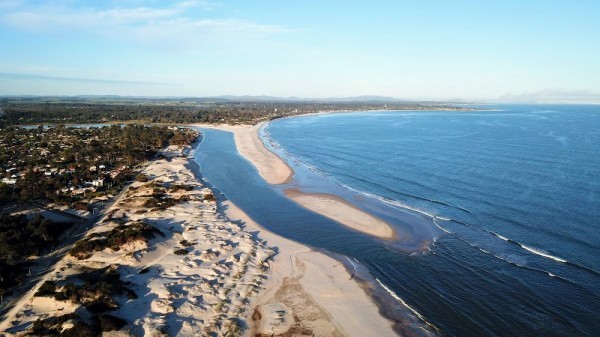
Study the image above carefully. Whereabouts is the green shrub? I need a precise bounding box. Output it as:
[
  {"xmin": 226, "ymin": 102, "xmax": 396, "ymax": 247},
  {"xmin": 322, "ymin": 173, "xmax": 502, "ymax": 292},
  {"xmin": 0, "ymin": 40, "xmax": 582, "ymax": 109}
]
[
  {"xmin": 69, "ymin": 221, "xmax": 163, "ymax": 259},
  {"xmin": 135, "ymin": 174, "xmax": 149, "ymax": 182},
  {"xmin": 96, "ymin": 314, "xmax": 127, "ymax": 332},
  {"xmin": 174, "ymin": 249, "xmax": 189, "ymax": 255},
  {"xmin": 34, "ymin": 281, "xmax": 57, "ymax": 297}
]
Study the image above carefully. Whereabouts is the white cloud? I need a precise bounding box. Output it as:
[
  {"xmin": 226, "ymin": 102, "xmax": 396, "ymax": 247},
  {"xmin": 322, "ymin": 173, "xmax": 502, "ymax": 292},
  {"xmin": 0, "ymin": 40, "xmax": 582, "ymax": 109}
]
[
  {"xmin": 176, "ymin": 0, "xmax": 220, "ymax": 10},
  {"xmin": 0, "ymin": 0, "xmax": 22, "ymax": 9},
  {"xmin": 0, "ymin": 1, "xmax": 288, "ymax": 50},
  {"xmin": 499, "ymin": 89, "xmax": 600, "ymax": 103},
  {"xmin": 0, "ymin": 5, "xmax": 181, "ymax": 32}
]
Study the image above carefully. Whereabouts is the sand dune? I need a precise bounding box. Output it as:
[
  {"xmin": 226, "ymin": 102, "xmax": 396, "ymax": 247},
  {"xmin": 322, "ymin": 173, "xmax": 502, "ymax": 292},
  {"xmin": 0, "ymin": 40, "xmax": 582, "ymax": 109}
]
[
  {"xmin": 1, "ymin": 144, "xmax": 400, "ymax": 336},
  {"xmin": 285, "ymin": 188, "xmax": 397, "ymax": 239},
  {"xmin": 224, "ymin": 202, "xmax": 398, "ymax": 337},
  {"xmin": 1, "ymin": 147, "xmax": 276, "ymax": 336},
  {"xmin": 194, "ymin": 122, "xmax": 397, "ymax": 240},
  {"xmin": 194, "ymin": 122, "xmax": 293, "ymax": 185}
]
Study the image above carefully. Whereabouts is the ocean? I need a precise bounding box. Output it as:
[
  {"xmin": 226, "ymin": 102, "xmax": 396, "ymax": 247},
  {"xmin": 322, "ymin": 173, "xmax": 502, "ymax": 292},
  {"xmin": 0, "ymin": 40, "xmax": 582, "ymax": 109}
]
[{"xmin": 195, "ymin": 104, "xmax": 600, "ymax": 337}]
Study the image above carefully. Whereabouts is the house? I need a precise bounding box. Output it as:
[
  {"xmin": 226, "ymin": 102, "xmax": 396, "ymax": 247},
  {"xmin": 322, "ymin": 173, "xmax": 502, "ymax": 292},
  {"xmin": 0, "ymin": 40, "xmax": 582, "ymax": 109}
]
[
  {"xmin": 92, "ymin": 178, "xmax": 105, "ymax": 187},
  {"xmin": 1, "ymin": 178, "xmax": 16, "ymax": 185}
]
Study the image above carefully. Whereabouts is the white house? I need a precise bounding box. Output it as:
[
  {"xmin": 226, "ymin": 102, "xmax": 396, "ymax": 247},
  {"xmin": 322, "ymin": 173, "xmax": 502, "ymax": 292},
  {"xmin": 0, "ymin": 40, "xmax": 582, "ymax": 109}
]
[
  {"xmin": 1, "ymin": 178, "xmax": 16, "ymax": 185},
  {"xmin": 92, "ymin": 178, "xmax": 105, "ymax": 187}
]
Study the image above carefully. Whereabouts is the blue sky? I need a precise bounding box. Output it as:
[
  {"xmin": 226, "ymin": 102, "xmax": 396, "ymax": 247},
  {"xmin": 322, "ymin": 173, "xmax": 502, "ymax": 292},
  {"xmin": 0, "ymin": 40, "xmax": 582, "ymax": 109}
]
[{"xmin": 0, "ymin": 0, "xmax": 599, "ymax": 101}]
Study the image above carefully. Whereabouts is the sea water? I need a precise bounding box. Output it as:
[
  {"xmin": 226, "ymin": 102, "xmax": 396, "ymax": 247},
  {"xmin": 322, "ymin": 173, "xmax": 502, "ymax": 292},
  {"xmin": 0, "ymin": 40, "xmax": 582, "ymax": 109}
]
[
  {"xmin": 264, "ymin": 105, "xmax": 600, "ymax": 336},
  {"xmin": 195, "ymin": 104, "xmax": 600, "ymax": 336}
]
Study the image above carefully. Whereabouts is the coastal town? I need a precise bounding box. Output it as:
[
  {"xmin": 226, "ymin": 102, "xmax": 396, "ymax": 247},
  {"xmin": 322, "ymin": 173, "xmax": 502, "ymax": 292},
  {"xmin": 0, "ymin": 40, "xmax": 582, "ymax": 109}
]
[
  {"xmin": 0, "ymin": 124, "xmax": 197, "ymax": 209},
  {"xmin": 0, "ymin": 117, "xmax": 407, "ymax": 337},
  {"xmin": 0, "ymin": 124, "xmax": 199, "ymax": 331}
]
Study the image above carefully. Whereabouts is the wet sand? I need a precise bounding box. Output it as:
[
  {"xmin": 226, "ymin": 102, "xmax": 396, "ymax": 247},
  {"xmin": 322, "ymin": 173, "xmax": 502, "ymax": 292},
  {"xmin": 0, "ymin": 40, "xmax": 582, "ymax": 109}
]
[
  {"xmin": 192, "ymin": 122, "xmax": 396, "ymax": 240},
  {"xmin": 285, "ymin": 188, "xmax": 397, "ymax": 240}
]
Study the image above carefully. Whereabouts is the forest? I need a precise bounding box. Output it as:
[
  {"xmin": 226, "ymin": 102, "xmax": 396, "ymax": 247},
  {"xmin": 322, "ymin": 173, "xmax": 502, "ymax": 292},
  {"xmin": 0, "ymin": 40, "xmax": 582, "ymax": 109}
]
[
  {"xmin": 0, "ymin": 96, "xmax": 468, "ymax": 126},
  {"xmin": 0, "ymin": 124, "xmax": 198, "ymax": 206},
  {"xmin": 0, "ymin": 214, "xmax": 73, "ymax": 297}
]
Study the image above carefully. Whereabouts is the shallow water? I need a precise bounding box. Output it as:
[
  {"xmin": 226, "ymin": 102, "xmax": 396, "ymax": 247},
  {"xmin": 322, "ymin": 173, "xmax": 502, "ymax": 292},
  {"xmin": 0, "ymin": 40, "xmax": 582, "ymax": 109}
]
[{"xmin": 195, "ymin": 104, "xmax": 600, "ymax": 336}]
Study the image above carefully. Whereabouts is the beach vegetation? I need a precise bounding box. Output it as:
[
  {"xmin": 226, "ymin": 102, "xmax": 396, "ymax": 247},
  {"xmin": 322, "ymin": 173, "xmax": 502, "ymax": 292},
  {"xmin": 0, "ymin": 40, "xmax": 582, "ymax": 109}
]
[
  {"xmin": 29, "ymin": 314, "xmax": 97, "ymax": 337},
  {"xmin": 34, "ymin": 280, "xmax": 57, "ymax": 297},
  {"xmin": 223, "ymin": 318, "xmax": 243, "ymax": 337},
  {"xmin": 174, "ymin": 248, "xmax": 189, "ymax": 255},
  {"xmin": 135, "ymin": 173, "xmax": 149, "ymax": 182},
  {"xmin": 169, "ymin": 184, "xmax": 195, "ymax": 192},
  {"xmin": 95, "ymin": 314, "xmax": 127, "ymax": 332},
  {"xmin": 26, "ymin": 312, "xmax": 128, "ymax": 336},
  {"xmin": 69, "ymin": 221, "xmax": 163, "ymax": 259},
  {"xmin": 0, "ymin": 97, "xmax": 468, "ymax": 127},
  {"xmin": 179, "ymin": 239, "xmax": 194, "ymax": 247},
  {"xmin": 0, "ymin": 214, "xmax": 72, "ymax": 295},
  {"xmin": 34, "ymin": 267, "xmax": 137, "ymax": 313}
]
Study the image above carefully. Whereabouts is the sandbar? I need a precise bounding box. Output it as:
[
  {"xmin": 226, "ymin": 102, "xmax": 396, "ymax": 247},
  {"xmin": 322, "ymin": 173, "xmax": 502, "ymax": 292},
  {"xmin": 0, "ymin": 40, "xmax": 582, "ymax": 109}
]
[
  {"xmin": 1, "ymin": 130, "xmax": 406, "ymax": 336},
  {"xmin": 193, "ymin": 121, "xmax": 397, "ymax": 240},
  {"xmin": 223, "ymin": 201, "xmax": 399, "ymax": 336},
  {"xmin": 285, "ymin": 188, "xmax": 397, "ymax": 239},
  {"xmin": 193, "ymin": 122, "xmax": 293, "ymax": 184}
]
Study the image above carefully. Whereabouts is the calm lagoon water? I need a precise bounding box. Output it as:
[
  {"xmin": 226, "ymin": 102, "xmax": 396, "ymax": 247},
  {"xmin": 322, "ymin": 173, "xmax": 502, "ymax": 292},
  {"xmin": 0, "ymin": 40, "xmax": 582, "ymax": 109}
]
[{"xmin": 195, "ymin": 105, "xmax": 600, "ymax": 337}]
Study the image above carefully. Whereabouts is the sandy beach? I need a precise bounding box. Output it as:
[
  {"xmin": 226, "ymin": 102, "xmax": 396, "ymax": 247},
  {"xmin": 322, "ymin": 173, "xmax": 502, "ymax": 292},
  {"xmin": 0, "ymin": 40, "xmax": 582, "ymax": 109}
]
[
  {"xmin": 285, "ymin": 188, "xmax": 397, "ymax": 240},
  {"xmin": 193, "ymin": 122, "xmax": 397, "ymax": 240},
  {"xmin": 195, "ymin": 122, "xmax": 293, "ymax": 185},
  {"xmin": 224, "ymin": 202, "xmax": 398, "ymax": 336},
  {"xmin": 1, "ymin": 146, "xmax": 279, "ymax": 336},
  {"xmin": 0, "ymin": 143, "xmax": 399, "ymax": 336}
]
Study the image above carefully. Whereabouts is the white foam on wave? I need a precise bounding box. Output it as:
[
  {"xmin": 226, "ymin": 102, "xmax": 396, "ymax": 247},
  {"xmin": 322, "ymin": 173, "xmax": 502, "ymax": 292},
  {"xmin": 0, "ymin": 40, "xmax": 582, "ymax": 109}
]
[
  {"xmin": 491, "ymin": 232, "xmax": 568, "ymax": 263},
  {"xmin": 344, "ymin": 255, "xmax": 359, "ymax": 272},
  {"xmin": 375, "ymin": 278, "xmax": 439, "ymax": 333},
  {"xmin": 493, "ymin": 254, "xmax": 526, "ymax": 267},
  {"xmin": 520, "ymin": 244, "xmax": 567, "ymax": 263},
  {"xmin": 494, "ymin": 232, "xmax": 509, "ymax": 241},
  {"xmin": 340, "ymin": 183, "xmax": 441, "ymax": 220},
  {"xmin": 432, "ymin": 217, "xmax": 452, "ymax": 234}
]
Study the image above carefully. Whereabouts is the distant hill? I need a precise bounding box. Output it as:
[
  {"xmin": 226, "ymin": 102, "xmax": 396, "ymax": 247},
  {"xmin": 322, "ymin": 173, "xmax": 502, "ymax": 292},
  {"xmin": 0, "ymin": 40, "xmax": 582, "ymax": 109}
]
[
  {"xmin": 0, "ymin": 94, "xmax": 472, "ymax": 105},
  {"xmin": 210, "ymin": 95, "xmax": 407, "ymax": 102}
]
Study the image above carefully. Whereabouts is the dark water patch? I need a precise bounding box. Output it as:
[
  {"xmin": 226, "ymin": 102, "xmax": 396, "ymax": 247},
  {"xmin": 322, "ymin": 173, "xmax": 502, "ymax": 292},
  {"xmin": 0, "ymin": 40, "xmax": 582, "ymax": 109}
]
[
  {"xmin": 193, "ymin": 128, "xmax": 438, "ymax": 336},
  {"xmin": 263, "ymin": 105, "xmax": 600, "ymax": 336}
]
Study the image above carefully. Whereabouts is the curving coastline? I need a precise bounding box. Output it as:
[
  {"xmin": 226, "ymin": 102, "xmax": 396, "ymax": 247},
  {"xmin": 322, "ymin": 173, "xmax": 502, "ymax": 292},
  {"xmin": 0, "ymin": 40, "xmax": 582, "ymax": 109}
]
[
  {"xmin": 192, "ymin": 122, "xmax": 294, "ymax": 185},
  {"xmin": 284, "ymin": 188, "xmax": 398, "ymax": 240},
  {"xmin": 190, "ymin": 123, "xmax": 402, "ymax": 335},
  {"xmin": 223, "ymin": 201, "xmax": 398, "ymax": 336},
  {"xmin": 193, "ymin": 121, "xmax": 397, "ymax": 240}
]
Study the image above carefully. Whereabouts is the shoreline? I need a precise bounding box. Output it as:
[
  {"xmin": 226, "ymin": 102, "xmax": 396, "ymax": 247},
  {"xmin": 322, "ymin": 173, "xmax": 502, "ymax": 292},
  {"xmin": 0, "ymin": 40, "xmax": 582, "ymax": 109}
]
[
  {"xmin": 284, "ymin": 188, "xmax": 398, "ymax": 240},
  {"xmin": 222, "ymin": 201, "xmax": 399, "ymax": 336},
  {"xmin": 187, "ymin": 136, "xmax": 403, "ymax": 335},
  {"xmin": 191, "ymin": 123, "xmax": 439, "ymax": 336},
  {"xmin": 191, "ymin": 120, "xmax": 397, "ymax": 240},
  {"xmin": 191, "ymin": 122, "xmax": 294, "ymax": 185},
  {"xmin": 0, "ymin": 142, "xmax": 399, "ymax": 336},
  {"xmin": 3, "ymin": 144, "xmax": 282, "ymax": 336}
]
